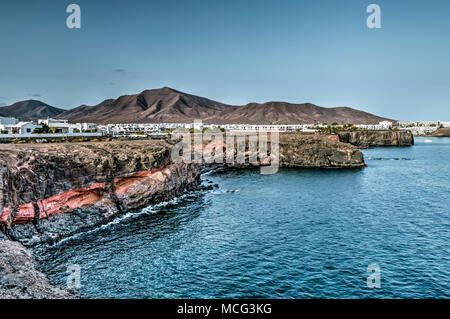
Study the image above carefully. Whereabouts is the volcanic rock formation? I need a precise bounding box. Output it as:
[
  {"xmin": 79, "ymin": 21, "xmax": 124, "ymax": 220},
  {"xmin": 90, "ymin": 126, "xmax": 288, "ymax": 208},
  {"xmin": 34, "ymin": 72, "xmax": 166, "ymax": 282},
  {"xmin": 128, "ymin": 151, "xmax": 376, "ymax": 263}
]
[
  {"xmin": 52, "ymin": 87, "xmax": 393, "ymax": 125},
  {"xmin": 338, "ymin": 130, "xmax": 414, "ymax": 148},
  {"xmin": 0, "ymin": 135, "xmax": 365, "ymax": 298},
  {"xmin": 0, "ymin": 100, "xmax": 64, "ymax": 121}
]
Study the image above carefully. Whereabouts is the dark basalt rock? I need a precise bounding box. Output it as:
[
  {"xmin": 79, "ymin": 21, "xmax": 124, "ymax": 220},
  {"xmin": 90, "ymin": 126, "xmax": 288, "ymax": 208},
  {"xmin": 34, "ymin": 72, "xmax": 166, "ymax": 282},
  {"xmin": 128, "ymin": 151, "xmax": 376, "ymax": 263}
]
[
  {"xmin": 338, "ymin": 130, "xmax": 414, "ymax": 148},
  {"xmin": 0, "ymin": 239, "xmax": 74, "ymax": 299},
  {"xmin": 0, "ymin": 135, "xmax": 365, "ymax": 298},
  {"xmin": 278, "ymin": 135, "xmax": 365, "ymax": 168},
  {"xmin": 0, "ymin": 136, "xmax": 365, "ymax": 246}
]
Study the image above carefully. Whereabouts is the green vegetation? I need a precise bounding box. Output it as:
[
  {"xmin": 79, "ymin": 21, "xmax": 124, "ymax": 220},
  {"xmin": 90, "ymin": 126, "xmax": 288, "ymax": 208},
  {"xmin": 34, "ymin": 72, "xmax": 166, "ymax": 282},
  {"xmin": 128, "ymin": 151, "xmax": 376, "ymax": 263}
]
[
  {"xmin": 1, "ymin": 130, "xmax": 8, "ymax": 134},
  {"xmin": 33, "ymin": 123, "xmax": 52, "ymax": 134},
  {"xmin": 309, "ymin": 123, "xmax": 359, "ymax": 134}
]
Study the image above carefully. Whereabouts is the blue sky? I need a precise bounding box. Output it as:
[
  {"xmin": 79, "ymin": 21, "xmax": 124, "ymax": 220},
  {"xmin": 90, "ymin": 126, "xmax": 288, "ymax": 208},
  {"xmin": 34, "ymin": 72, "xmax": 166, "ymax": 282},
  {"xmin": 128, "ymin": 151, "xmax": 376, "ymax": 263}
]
[{"xmin": 0, "ymin": 0, "xmax": 449, "ymax": 120}]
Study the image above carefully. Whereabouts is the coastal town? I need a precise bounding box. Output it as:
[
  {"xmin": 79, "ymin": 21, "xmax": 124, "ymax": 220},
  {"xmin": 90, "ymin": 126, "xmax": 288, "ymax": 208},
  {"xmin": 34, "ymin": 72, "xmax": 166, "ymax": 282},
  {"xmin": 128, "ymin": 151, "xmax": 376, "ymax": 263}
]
[
  {"xmin": 1, "ymin": 116, "xmax": 449, "ymax": 140},
  {"xmin": 2, "ymin": 0, "xmax": 450, "ymax": 304}
]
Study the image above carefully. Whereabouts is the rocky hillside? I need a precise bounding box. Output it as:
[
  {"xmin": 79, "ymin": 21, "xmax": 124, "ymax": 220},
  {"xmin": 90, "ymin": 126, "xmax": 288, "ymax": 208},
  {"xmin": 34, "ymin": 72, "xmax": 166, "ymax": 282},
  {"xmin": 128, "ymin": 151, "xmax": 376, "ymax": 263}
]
[
  {"xmin": 0, "ymin": 139, "xmax": 202, "ymax": 246},
  {"xmin": 433, "ymin": 128, "xmax": 450, "ymax": 137},
  {"xmin": 55, "ymin": 87, "xmax": 392, "ymax": 125},
  {"xmin": 217, "ymin": 102, "xmax": 391, "ymax": 125},
  {"xmin": 0, "ymin": 100, "xmax": 65, "ymax": 121},
  {"xmin": 2, "ymin": 88, "xmax": 392, "ymax": 125},
  {"xmin": 338, "ymin": 130, "xmax": 414, "ymax": 147},
  {"xmin": 58, "ymin": 87, "xmax": 230, "ymax": 124}
]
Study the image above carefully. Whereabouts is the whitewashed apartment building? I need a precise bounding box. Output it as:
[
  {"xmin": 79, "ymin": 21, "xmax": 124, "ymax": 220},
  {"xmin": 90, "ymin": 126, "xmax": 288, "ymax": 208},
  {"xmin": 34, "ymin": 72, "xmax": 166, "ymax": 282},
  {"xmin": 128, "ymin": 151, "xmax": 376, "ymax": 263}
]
[{"xmin": 0, "ymin": 117, "xmax": 101, "ymax": 138}]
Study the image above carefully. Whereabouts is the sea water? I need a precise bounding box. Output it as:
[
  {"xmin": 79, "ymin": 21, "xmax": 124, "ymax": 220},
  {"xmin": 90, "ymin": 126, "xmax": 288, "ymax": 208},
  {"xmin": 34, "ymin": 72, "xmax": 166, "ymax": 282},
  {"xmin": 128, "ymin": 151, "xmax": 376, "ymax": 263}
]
[{"xmin": 41, "ymin": 137, "xmax": 450, "ymax": 298}]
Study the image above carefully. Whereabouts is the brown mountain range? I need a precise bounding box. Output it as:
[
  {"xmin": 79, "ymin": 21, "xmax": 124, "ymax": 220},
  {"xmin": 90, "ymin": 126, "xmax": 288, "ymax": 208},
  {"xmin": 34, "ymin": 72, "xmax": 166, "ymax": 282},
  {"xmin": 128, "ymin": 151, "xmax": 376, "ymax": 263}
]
[
  {"xmin": 0, "ymin": 100, "xmax": 65, "ymax": 121},
  {"xmin": 1, "ymin": 87, "xmax": 393, "ymax": 124},
  {"xmin": 57, "ymin": 87, "xmax": 230, "ymax": 124}
]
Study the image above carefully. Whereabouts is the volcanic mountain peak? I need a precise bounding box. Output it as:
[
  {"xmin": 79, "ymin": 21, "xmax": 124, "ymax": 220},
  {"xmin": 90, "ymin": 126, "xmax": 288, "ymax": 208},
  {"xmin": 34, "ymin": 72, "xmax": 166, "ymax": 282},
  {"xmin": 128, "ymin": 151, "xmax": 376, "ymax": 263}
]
[
  {"xmin": 55, "ymin": 87, "xmax": 233, "ymax": 124},
  {"xmin": 4, "ymin": 87, "xmax": 393, "ymax": 125},
  {"xmin": 0, "ymin": 100, "xmax": 65, "ymax": 121}
]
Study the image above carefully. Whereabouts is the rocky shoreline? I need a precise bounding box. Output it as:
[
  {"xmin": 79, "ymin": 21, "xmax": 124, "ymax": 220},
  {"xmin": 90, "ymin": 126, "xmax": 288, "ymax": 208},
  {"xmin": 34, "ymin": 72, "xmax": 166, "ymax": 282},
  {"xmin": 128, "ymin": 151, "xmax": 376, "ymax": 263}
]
[
  {"xmin": 338, "ymin": 130, "xmax": 414, "ymax": 148},
  {"xmin": 0, "ymin": 240, "xmax": 75, "ymax": 299},
  {"xmin": 433, "ymin": 128, "xmax": 450, "ymax": 137},
  {"xmin": 0, "ymin": 134, "xmax": 366, "ymax": 298}
]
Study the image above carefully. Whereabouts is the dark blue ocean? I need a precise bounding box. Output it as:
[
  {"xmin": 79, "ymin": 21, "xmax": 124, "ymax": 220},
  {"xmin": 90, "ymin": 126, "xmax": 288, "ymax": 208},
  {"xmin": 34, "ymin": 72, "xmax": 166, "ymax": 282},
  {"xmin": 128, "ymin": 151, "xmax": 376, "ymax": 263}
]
[{"xmin": 41, "ymin": 137, "xmax": 450, "ymax": 298}]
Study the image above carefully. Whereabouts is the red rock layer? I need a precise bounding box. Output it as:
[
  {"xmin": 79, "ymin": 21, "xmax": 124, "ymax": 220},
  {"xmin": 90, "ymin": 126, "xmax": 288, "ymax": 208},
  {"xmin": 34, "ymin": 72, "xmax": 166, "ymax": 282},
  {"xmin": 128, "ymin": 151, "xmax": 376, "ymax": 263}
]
[{"xmin": 0, "ymin": 167, "xmax": 167, "ymax": 226}]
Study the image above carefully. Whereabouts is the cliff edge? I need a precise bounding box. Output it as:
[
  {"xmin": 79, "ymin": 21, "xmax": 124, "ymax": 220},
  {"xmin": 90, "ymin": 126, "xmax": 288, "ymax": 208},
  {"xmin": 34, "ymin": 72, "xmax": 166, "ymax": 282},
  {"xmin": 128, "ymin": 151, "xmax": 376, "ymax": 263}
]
[
  {"xmin": 0, "ymin": 139, "xmax": 201, "ymax": 247},
  {"xmin": 0, "ymin": 135, "xmax": 364, "ymax": 298},
  {"xmin": 0, "ymin": 136, "xmax": 365, "ymax": 248},
  {"xmin": 338, "ymin": 130, "xmax": 414, "ymax": 148},
  {"xmin": 0, "ymin": 239, "xmax": 73, "ymax": 299}
]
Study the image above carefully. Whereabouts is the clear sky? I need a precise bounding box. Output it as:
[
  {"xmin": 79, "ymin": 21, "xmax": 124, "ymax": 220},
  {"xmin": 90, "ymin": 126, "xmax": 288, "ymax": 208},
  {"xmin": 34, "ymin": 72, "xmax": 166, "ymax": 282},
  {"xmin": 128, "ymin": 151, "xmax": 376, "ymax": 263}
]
[{"xmin": 0, "ymin": 0, "xmax": 449, "ymax": 120}]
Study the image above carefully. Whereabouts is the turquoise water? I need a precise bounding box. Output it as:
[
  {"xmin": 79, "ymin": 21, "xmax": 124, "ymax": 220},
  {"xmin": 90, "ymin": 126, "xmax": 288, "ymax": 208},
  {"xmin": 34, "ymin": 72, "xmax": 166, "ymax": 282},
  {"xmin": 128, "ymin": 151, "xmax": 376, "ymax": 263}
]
[{"xmin": 41, "ymin": 137, "xmax": 450, "ymax": 298}]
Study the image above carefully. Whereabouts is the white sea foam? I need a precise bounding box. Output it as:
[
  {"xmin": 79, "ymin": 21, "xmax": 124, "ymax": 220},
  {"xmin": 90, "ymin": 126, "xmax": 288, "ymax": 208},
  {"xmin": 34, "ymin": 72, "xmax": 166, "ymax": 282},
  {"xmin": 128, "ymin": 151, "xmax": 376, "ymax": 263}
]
[{"xmin": 51, "ymin": 191, "xmax": 200, "ymax": 247}]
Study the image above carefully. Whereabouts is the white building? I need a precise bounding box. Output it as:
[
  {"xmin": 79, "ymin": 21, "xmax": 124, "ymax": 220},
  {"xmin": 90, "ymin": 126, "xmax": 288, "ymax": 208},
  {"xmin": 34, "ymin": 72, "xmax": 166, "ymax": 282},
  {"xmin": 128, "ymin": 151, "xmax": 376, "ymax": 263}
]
[
  {"xmin": 355, "ymin": 121, "xmax": 393, "ymax": 130},
  {"xmin": 80, "ymin": 123, "xmax": 98, "ymax": 131},
  {"xmin": 38, "ymin": 118, "xmax": 70, "ymax": 133},
  {"xmin": 17, "ymin": 122, "xmax": 41, "ymax": 134},
  {"xmin": 0, "ymin": 117, "xmax": 101, "ymax": 138},
  {"xmin": 378, "ymin": 121, "xmax": 393, "ymax": 130},
  {"xmin": 220, "ymin": 123, "xmax": 315, "ymax": 132},
  {"xmin": 38, "ymin": 118, "xmax": 68, "ymax": 126},
  {"xmin": 0, "ymin": 120, "xmax": 41, "ymax": 135},
  {"xmin": 396, "ymin": 120, "xmax": 450, "ymax": 135},
  {"xmin": 37, "ymin": 118, "xmax": 99, "ymax": 134}
]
